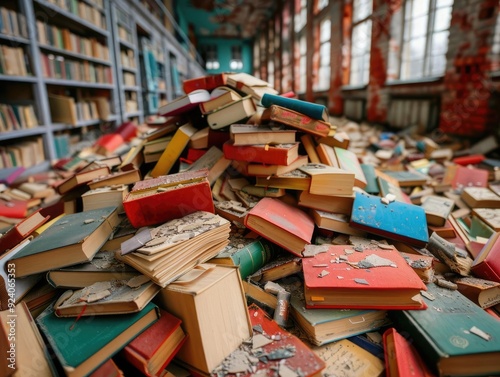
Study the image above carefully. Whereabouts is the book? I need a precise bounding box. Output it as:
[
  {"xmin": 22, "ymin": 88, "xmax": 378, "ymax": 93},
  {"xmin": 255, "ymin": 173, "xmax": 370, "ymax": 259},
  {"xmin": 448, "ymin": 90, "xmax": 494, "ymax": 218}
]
[
  {"xmin": 82, "ymin": 184, "xmax": 129, "ymax": 212},
  {"xmin": 255, "ymin": 169, "xmax": 312, "ymax": 191},
  {"xmin": 185, "ymin": 146, "xmax": 231, "ymax": 185},
  {"xmin": 389, "ymin": 283, "xmax": 500, "ymax": 377},
  {"xmin": 120, "ymin": 309, "xmax": 187, "ymax": 377},
  {"xmin": 248, "ymin": 254, "xmax": 302, "ymax": 284},
  {"xmin": 245, "ymin": 154, "xmax": 308, "ymax": 177},
  {"xmin": 199, "ymin": 87, "xmax": 241, "ymax": 114},
  {"xmin": 471, "ymin": 232, "xmax": 500, "ymax": 282},
  {"xmin": 0, "ymin": 209, "xmax": 50, "ymax": 253},
  {"xmin": 383, "ymin": 327, "xmax": 435, "ymax": 377},
  {"xmin": 471, "ymin": 208, "xmax": 500, "ymax": 231},
  {"xmin": 17, "ymin": 181, "xmax": 55, "ymax": 199},
  {"xmin": 298, "ymin": 162, "xmax": 355, "ymax": 196},
  {"xmin": 301, "ymin": 133, "xmax": 321, "ymax": 163},
  {"xmin": 450, "ymin": 165, "xmax": 489, "ymax": 190},
  {"xmin": 229, "ymin": 124, "xmax": 296, "ymax": 146},
  {"xmin": 400, "ymin": 251, "xmax": 435, "ymax": 283},
  {"xmin": 151, "ymin": 123, "xmax": 198, "ymax": 177},
  {"xmin": 380, "ymin": 170, "xmax": 430, "ymax": 187},
  {"xmin": 205, "ymin": 95, "xmax": 256, "ymax": 130},
  {"xmin": 298, "ymin": 190, "xmax": 355, "ymax": 214},
  {"xmin": 449, "ymin": 275, "xmax": 500, "ymax": 309},
  {"xmin": 420, "ymin": 195, "xmax": 455, "ymax": 227},
  {"xmin": 122, "ymin": 169, "xmax": 214, "ymax": 228},
  {"xmin": 350, "ymin": 192, "xmax": 429, "ymax": 248},
  {"xmin": 260, "ymin": 92, "xmax": 329, "ymax": 121},
  {"xmin": 87, "ymin": 168, "xmax": 141, "ymax": 190},
  {"xmin": 207, "ymin": 303, "xmax": 326, "ymax": 377},
  {"xmin": 56, "ymin": 165, "xmax": 110, "ymax": 195},
  {"xmin": 261, "ymin": 105, "xmax": 332, "ymax": 137},
  {"xmin": 46, "ymin": 250, "xmax": 139, "ymax": 288},
  {"xmin": 223, "ymin": 140, "xmax": 299, "ymax": 166},
  {"xmin": 0, "ymin": 166, "xmax": 25, "ymax": 185},
  {"xmin": 0, "ymin": 198, "xmax": 28, "ymax": 219},
  {"xmin": 225, "ymin": 72, "xmax": 278, "ymax": 100},
  {"xmin": 244, "ymin": 197, "xmax": 315, "ymax": 256},
  {"xmin": 289, "ymin": 283, "xmax": 389, "ymax": 346},
  {"xmin": 0, "ymin": 302, "xmax": 57, "ymax": 377},
  {"xmin": 332, "ymin": 147, "xmax": 367, "ymax": 189},
  {"xmin": 8, "ymin": 206, "xmax": 120, "ymax": 278},
  {"xmin": 158, "ymin": 89, "xmax": 211, "ymax": 116},
  {"xmin": 88, "ymin": 359, "xmax": 124, "ymax": 377},
  {"xmin": 209, "ymin": 234, "xmax": 281, "ymax": 280},
  {"xmin": 182, "ymin": 73, "xmax": 227, "ymax": 93},
  {"xmin": 36, "ymin": 302, "xmax": 160, "ymax": 377},
  {"xmin": 360, "ymin": 163, "xmax": 380, "ymax": 195},
  {"xmin": 116, "ymin": 211, "xmax": 231, "ymax": 287},
  {"xmin": 53, "ymin": 276, "xmax": 160, "ymax": 316},
  {"xmin": 311, "ymin": 209, "xmax": 367, "ymax": 236},
  {"xmin": 303, "ymin": 245, "xmax": 427, "ymax": 310},
  {"xmin": 460, "ymin": 187, "xmax": 500, "ymax": 208},
  {"xmin": 376, "ymin": 175, "xmax": 412, "ymax": 204},
  {"xmin": 155, "ymin": 264, "xmax": 252, "ymax": 374}
]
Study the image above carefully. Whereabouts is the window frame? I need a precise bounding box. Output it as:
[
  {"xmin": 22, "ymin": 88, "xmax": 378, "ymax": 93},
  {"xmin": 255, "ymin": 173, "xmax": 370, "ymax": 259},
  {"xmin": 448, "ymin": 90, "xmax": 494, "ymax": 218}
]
[{"xmin": 348, "ymin": 0, "xmax": 373, "ymax": 87}]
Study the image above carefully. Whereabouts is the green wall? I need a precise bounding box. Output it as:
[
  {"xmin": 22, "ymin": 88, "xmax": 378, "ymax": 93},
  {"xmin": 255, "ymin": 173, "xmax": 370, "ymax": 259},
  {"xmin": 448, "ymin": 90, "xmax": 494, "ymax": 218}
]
[{"xmin": 197, "ymin": 37, "xmax": 253, "ymax": 74}]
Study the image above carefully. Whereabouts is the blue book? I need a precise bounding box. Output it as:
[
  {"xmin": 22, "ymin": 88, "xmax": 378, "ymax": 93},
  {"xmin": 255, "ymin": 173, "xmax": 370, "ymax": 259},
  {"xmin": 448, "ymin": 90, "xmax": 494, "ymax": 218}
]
[
  {"xmin": 260, "ymin": 93, "xmax": 329, "ymax": 121},
  {"xmin": 349, "ymin": 192, "xmax": 429, "ymax": 248}
]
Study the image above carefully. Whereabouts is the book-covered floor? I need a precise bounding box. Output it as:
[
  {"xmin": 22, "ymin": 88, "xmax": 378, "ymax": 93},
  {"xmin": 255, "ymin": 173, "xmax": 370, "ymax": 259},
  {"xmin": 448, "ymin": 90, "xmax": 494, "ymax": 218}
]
[{"xmin": 1, "ymin": 72, "xmax": 500, "ymax": 377}]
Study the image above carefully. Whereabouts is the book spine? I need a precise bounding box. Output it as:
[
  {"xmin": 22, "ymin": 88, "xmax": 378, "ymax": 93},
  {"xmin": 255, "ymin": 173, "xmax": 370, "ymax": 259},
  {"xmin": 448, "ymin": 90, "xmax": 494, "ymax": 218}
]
[{"xmin": 231, "ymin": 239, "xmax": 281, "ymax": 280}]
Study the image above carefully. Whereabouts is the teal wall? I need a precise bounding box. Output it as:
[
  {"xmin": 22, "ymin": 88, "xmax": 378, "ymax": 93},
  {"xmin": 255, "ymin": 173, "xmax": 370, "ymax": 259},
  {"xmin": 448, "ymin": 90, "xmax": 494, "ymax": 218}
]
[{"xmin": 197, "ymin": 37, "xmax": 253, "ymax": 74}]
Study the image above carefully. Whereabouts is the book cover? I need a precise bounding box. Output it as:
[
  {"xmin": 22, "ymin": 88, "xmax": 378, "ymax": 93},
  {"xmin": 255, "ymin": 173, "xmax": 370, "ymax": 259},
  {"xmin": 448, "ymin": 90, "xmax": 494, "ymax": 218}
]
[
  {"xmin": 56, "ymin": 165, "xmax": 110, "ymax": 195},
  {"xmin": 36, "ymin": 302, "xmax": 160, "ymax": 377},
  {"xmin": 0, "ymin": 198, "xmax": 27, "ymax": 219},
  {"xmin": 300, "ymin": 133, "xmax": 321, "ymax": 163},
  {"xmin": 8, "ymin": 206, "xmax": 120, "ymax": 278},
  {"xmin": 360, "ymin": 163, "xmax": 380, "ymax": 195},
  {"xmin": 261, "ymin": 105, "xmax": 331, "ymax": 137},
  {"xmin": 225, "ymin": 72, "xmax": 278, "ymax": 100},
  {"xmin": 471, "ymin": 208, "xmax": 500, "ymax": 231},
  {"xmin": 471, "ymin": 232, "xmax": 500, "ymax": 282},
  {"xmin": 229, "ymin": 124, "xmax": 296, "ymax": 146},
  {"xmin": 158, "ymin": 89, "xmax": 211, "ymax": 116},
  {"xmin": 449, "ymin": 275, "xmax": 500, "ymax": 309},
  {"xmin": 377, "ymin": 175, "xmax": 412, "ymax": 204},
  {"xmin": 123, "ymin": 169, "xmax": 214, "ymax": 228},
  {"xmin": 420, "ymin": 195, "xmax": 455, "ymax": 227},
  {"xmin": 223, "ymin": 140, "xmax": 299, "ymax": 166},
  {"xmin": 303, "ymin": 245, "xmax": 427, "ymax": 310},
  {"xmin": 311, "ymin": 209, "xmax": 367, "ymax": 236},
  {"xmin": 333, "ymin": 147, "xmax": 367, "ymax": 189},
  {"xmin": 389, "ymin": 283, "xmax": 500, "ymax": 377},
  {"xmin": 298, "ymin": 190, "xmax": 355, "ymax": 215},
  {"xmin": 260, "ymin": 92, "xmax": 329, "ymax": 121},
  {"xmin": 244, "ymin": 197, "xmax": 315, "ymax": 256},
  {"xmin": 255, "ymin": 169, "xmax": 311, "ymax": 191},
  {"xmin": 199, "ymin": 87, "xmax": 241, "ymax": 114},
  {"xmin": 205, "ymin": 95, "xmax": 256, "ymax": 130},
  {"xmin": 121, "ymin": 309, "xmax": 187, "ymax": 377},
  {"xmin": 245, "ymin": 155, "xmax": 309, "ymax": 177},
  {"xmin": 298, "ymin": 162, "xmax": 355, "ymax": 196},
  {"xmin": 182, "ymin": 73, "xmax": 227, "ymax": 93},
  {"xmin": 151, "ymin": 123, "xmax": 198, "ymax": 177},
  {"xmin": 380, "ymin": 170, "xmax": 430, "ymax": 187},
  {"xmin": 461, "ymin": 187, "xmax": 500, "ymax": 208},
  {"xmin": 0, "ymin": 209, "xmax": 50, "ymax": 253},
  {"xmin": 450, "ymin": 165, "xmax": 489, "ymax": 190},
  {"xmin": 350, "ymin": 192, "xmax": 429, "ymax": 248},
  {"xmin": 87, "ymin": 168, "xmax": 142, "ymax": 190}
]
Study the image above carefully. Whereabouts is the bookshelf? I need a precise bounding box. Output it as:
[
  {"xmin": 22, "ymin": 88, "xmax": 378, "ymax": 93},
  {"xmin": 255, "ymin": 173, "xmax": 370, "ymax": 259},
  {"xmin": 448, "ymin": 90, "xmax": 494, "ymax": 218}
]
[{"xmin": 0, "ymin": 0, "xmax": 205, "ymax": 171}]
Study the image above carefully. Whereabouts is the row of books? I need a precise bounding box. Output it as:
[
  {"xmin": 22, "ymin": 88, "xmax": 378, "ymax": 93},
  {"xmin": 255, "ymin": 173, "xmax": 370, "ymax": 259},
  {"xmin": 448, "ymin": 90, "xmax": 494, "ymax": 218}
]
[
  {"xmin": 0, "ymin": 45, "xmax": 30, "ymax": 76},
  {"xmin": 120, "ymin": 49, "xmax": 136, "ymax": 70},
  {"xmin": 0, "ymin": 103, "xmax": 38, "ymax": 132},
  {"xmin": 41, "ymin": 52, "xmax": 113, "ymax": 84},
  {"xmin": 36, "ymin": 20, "xmax": 110, "ymax": 61},
  {"xmin": 0, "ymin": 137, "xmax": 45, "ymax": 170},
  {"xmin": 45, "ymin": 0, "xmax": 107, "ymax": 30},
  {"xmin": 0, "ymin": 6, "xmax": 28, "ymax": 38},
  {"xmin": 48, "ymin": 94, "xmax": 112, "ymax": 125}
]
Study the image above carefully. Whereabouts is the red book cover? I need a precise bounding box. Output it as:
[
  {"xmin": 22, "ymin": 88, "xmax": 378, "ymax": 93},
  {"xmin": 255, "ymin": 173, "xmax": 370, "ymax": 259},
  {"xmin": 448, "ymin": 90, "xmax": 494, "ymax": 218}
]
[
  {"xmin": 123, "ymin": 169, "xmax": 214, "ymax": 228},
  {"xmin": 302, "ymin": 245, "xmax": 427, "ymax": 310},
  {"xmin": 208, "ymin": 128, "xmax": 231, "ymax": 150},
  {"xmin": 471, "ymin": 232, "xmax": 500, "ymax": 283},
  {"xmin": 95, "ymin": 133, "xmax": 125, "ymax": 154},
  {"xmin": 0, "ymin": 198, "xmax": 28, "ymax": 219},
  {"xmin": 88, "ymin": 359, "xmax": 123, "ymax": 377},
  {"xmin": 451, "ymin": 165, "xmax": 489, "ymax": 189},
  {"xmin": 223, "ymin": 140, "xmax": 299, "ymax": 166},
  {"xmin": 383, "ymin": 328, "xmax": 436, "ymax": 377},
  {"xmin": 261, "ymin": 105, "xmax": 331, "ymax": 137},
  {"xmin": 0, "ymin": 209, "xmax": 50, "ymax": 254},
  {"xmin": 183, "ymin": 73, "xmax": 227, "ymax": 93},
  {"xmin": 122, "ymin": 309, "xmax": 186, "ymax": 377},
  {"xmin": 115, "ymin": 121, "xmax": 138, "ymax": 142},
  {"xmin": 452, "ymin": 154, "xmax": 486, "ymax": 166},
  {"xmin": 244, "ymin": 197, "xmax": 314, "ymax": 256}
]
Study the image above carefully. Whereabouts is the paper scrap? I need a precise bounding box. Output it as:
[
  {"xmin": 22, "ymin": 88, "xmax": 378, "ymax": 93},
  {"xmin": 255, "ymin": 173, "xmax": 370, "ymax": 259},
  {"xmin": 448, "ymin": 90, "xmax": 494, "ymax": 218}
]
[
  {"xmin": 469, "ymin": 326, "xmax": 491, "ymax": 341},
  {"xmin": 357, "ymin": 254, "xmax": 396, "ymax": 268},
  {"xmin": 354, "ymin": 278, "xmax": 369, "ymax": 285},
  {"xmin": 252, "ymin": 334, "xmax": 273, "ymax": 349},
  {"xmin": 318, "ymin": 270, "xmax": 330, "ymax": 278}
]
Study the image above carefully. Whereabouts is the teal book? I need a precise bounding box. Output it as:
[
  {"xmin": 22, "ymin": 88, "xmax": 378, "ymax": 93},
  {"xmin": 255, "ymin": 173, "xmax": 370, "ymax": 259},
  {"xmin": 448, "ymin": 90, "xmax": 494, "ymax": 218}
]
[
  {"xmin": 36, "ymin": 302, "xmax": 160, "ymax": 377},
  {"xmin": 260, "ymin": 93, "xmax": 329, "ymax": 121},
  {"xmin": 9, "ymin": 206, "xmax": 120, "ymax": 278},
  {"xmin": 350, "ymin": 192, "xmax": 429, "ymax": 248},
  {"xmin": 390, "ymin": 283, "xmax": 500, "ymax": 377},
  {"xmin": 360, "ymin": 163, "xmax": 379, "ymax": 195}
]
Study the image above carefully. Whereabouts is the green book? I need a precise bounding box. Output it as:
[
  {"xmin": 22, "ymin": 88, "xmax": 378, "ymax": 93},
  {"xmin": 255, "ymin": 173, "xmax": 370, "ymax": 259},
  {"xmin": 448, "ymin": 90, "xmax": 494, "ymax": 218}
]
[
  {"xmin": 9, "ymin": 206, "xmax": 120, "ymax": 278},
  {"xmin": 360, "ymin": 163, "xmax": 380, "ymax": 195},
  {"xmin": 36, "ymin": 302, "xmax": 160, "ymax": 377},
  {"xmin": 390, "ymin": 283, "xmax": 500, "ymax": 377}
]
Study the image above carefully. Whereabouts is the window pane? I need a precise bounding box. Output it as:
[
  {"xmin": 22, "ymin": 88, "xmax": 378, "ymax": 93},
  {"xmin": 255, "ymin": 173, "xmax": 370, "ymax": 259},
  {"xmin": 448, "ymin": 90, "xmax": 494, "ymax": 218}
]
[
  {"xmin": 317, "ymin": 66, "xmax": 330, "ymax": 90},
  {"xmin": 320, "ymin": 42, "xmax": 330, "ymax": 65},
  {"xmin": 317, "ymin": 0, "xmax": 329, "ymax": 12},
  {"xmin": 410, "ymin": 37, "xmax": 426, "ymax": 59},
  {"xmin": 352, "ymin": 22, "xmax": 370, "ymax": 56},
  {"xmin": 300, "ymin": 35, "xmax": 307, "ymax": 55},
  {"xmin": 431, "ymin": 31, "xmax": 449, "ymax": 55},
  {"xmin": 409, "ymin": 59, "xmax": 424, "ymax": 78},
  {"xmin": 412, "ymin": 0, "xmax": 429, "ymax": 18},
  {"xmin": 299, "ymin": 56, "xmax": 307, "ymax": 92},
  {"xmin": 411, "ymin": 16, "xmax": 428, "ymax": 38},
  {"xmin": 434, "ymin": 6, "xmax": 452, "ymax": 31},
  {"xmin": 320, "ymin": 19, "xmax": 331, "ymax": 42},
  {"xmin": 353, "ymin": 0, "xmax": 372, "ymax": 22},
  {"xmin": 429, "ymin": 54, "xmax": 446, "ymax": 76},
  {"xmin": 436, "ymin": 0, "xmax": 453, "ymax": 7}
]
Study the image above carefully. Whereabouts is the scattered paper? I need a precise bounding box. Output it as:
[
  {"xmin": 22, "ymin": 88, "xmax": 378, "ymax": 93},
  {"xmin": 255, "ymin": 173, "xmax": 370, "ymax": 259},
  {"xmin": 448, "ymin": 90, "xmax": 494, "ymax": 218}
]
[
  {"xmin": 469, "ymin": 326, "xmax": 491, "ymax": 341},
  {"xmin": 253, "ymin": 334, "xmax": 274, "ymax": 349},
  {"xmin": 357, "ymin": 254, "xmax": 396, "ymax": 268},
  {"xmin": 354, "ymin": 278, "xmax": 369, "ymax": 285},
  {"xmin": 318, "ymin": 270, "xmax": 330, "ymax": 278}
]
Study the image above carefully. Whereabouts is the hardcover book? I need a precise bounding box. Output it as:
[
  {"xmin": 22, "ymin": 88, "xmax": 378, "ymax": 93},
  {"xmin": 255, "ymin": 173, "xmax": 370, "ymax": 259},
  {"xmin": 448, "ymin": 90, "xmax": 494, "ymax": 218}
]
[
  {"xmin": 333, "ymin": 147, "xmax": 367, "ymax": 189},
  {"xmin": 303, "ymin": 245, "xmax": 427, "ymax": 310},
  {"xmin": 158, "ymin": 89, "xmax": 211, "ymax": 116},
  {"xmin": 0, "ymin": 166, "xmax": 25, "ymax": 185},
  {"xmin": 36, "ymin": 302, "xmax": 160, "ymax": 377},
  {"xmin": 449, "ymin": 275, "xmax": 500, "ymax": 308},
  {"xmin": 298, "ymin": 162, "xmax": 355, "ymax": 196},
  {"xmin": 311, "ymin": 209, "xmax": 367, "ymax": 236},
  {"xmin": 380, "ymin": 170, "xmax": 430, "ymax": 187},
  {"xmin": 8, "ymin": 206, "xmax": 120, "ymax": 278},
  {"xmin": 0, "ymin": 209, "xmax": 50, "ymax": 253},
  {"xmin": 298, "ymin": 190, "xmax": 354, "ymax": 215},
  {"xmin": 87, "ymin": 168, "xmax": 142, "ymax": 190},
  {"xmin": 0, "ymin": 198, "xmax": 28, "ymax": 218},
  {"xmin": 123, "ymin": 169, "xmax": 214, "ymax": 228},
  {"xmin": 229, "ymin": 123, "xmax": 296, "ymax": 146},
  {"xmin": 56, "ymin": 165, "xmax": 110, "ymax": 195},
  {"xmin": 260, "ymin": 92, "xmax": 329, "ymax": 121},
  {"xmin": 471, "ymin": 208, "xmax": 500, "ymax": 231},
  {"xmin": 183, "ymin": 73, "xmax": 227, "ymax": 93},
  {"xmin": 199, "ymin": 87, "xmax": 241, "ymax": 114},
  {"xmin": 471, "ymin": 232, "xmax": 500, "ymax": 282},
  {"xmin": 225, "ymin": 72, "xmax": 278, "ymax": 100},
  {"xmin": 350, "ymin": 192, "xmax": 429, "ymax": 248},
  {"xmin": 244, "ymin": 197, "xmax": 315, "ymax": 256},
  {"xmin": 244, "ymin": 155, "xmax": 308, "ymax": 177},
  {"xmin": 223, "ymin": 140, "xmax": 299, "ymax": 166},
  {"xmin": 205, "ymin": 95, "xmax": 256, "ymax": 130},
  {"xmin": 460, "ymin": 187, "xmax": 500, "ymax": 208},
  {"xmin": 389, "ymin": 283, "xmax": 500, "ymax": 377},
  {"xmin": 255, "ymin": 169, "xmax": 312, "ymax": 191},
  {"xmin": 420, "ymin": 195, "xmax": 455, "ymax": 227}
]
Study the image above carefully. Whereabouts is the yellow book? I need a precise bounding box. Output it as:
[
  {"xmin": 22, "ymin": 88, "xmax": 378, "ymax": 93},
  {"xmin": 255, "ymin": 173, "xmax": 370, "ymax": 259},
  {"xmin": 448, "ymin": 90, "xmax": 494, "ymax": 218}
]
[
  {"xmin": 33, "ymin": 214, "xmax": 65, "ymax": 237},
  {"xmin": 151, "ymin": 123, "xmax": 197, "ymax": 177}
]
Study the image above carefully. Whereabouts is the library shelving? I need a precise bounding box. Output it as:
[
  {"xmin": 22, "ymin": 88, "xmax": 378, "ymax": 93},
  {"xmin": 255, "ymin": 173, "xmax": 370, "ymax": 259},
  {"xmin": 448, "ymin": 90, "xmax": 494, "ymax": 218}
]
[{"xmin": 0, "ymin": 0, "xmax": 205, "ymax": 173}]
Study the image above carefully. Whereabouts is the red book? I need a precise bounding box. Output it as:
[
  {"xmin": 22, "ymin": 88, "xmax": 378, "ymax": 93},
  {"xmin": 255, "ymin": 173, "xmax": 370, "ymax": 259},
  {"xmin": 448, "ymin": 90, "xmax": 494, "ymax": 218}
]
[
  {"xmin": 158, "ymin": 90, "xmax": 210, "ymax": 116},
  {"xmin": 0, "ymin": 198, "xmax": 28, "ymax": 219},
  {"xmin": 182, "ymin": 73, "xmax": 227, "ymax": 93},
  {"xmin": 260, "ymin": 105, "xmax": 331, "ymax": 137},
  {"xmin": 450, "ymin": 165, "xmax": 489, "ymax": 189},
  {"xmin": 121, "ymin": 309, "xmax": 187, "ymax": 377},
  {"xmin": 95, "ymin": 133, "xmax": 125, "ymax": 155},
  {"xmin": 123, "ymin": 169, "xmax": 214, "ymax": 228},
  {"xmin": 383, "ymin": 328, "xmax": 436, "ymax": 377},
  {"xmin": 115, "ymin": 121, "xmax": 138, "ymax": 142},
  {"xmin": 88, "ymin": 359, "xmax": 123, "ymax": 377},
  {"xmin": 471, "ymin": 232, "xmax": 500, "ymax": 283},
  {"xmin": 223, "ymin": 140, "xmax": 300, "ymax": 166},
  {"xmin": 302, "ymin": 245, "xmax": 428, "ymax": 310},
  {"xmin": 452, "ymin": 154, "xmax": 486, "ymax": 166},
  {"xmin": 0, "ymin": 209, "xmax": 50, "ymax": 254},
  {"xmin": 244, "ymin": 197, "xmax": 314, "ymax": 256}
]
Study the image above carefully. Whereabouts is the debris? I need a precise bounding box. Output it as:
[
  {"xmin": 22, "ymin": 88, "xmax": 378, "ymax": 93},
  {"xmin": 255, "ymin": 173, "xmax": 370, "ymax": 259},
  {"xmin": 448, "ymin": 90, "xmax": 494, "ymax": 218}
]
[
  {"xmin": 354, "ymin": 278, "xmax": 369, "ymax": 285},
  {"xmin": 318, "ymin": 270, "xmax": 329, "ymax": 278},
  {"xmin": 469, "ymin": 326, "xmax": 492, "ymax": 341},
  {"xmin": 253, "ymin": 334, "xmax": 274, "ymax": 349}
]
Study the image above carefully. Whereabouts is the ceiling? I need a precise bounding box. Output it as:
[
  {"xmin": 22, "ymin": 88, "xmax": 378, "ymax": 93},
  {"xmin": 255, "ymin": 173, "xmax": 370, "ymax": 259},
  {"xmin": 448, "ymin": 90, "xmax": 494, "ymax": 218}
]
[{"xmin": 176, "ymin": 0, "xmax": 279, "ymax": 40}]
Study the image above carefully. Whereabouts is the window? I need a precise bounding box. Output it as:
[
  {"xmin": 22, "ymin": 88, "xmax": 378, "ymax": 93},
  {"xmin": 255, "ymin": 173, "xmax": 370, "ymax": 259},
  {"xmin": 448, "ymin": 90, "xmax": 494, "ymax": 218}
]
[
  {"xmin": 493, "ymin": 12, "xmax": 500, "ymax": 56},
  {"xmin": 315, "ymin": 17, "xmax": 331, "ymax": 91},
  {"xmin": 294, "ymin": 0, "xmax": 308, "ymax": 93},
  {"xmin": 350, "ymin": 0, "xmax": 372, "ymax": 86},
  {"xmin": 294, "ymin": 0, "xmax": 307, "ymax": 33},
  {"xmin": 316, "ymin": 0, "xmax": 329, "ymax": 13},
  {"xmin": 268, "ymin": 20, "xmax": 275, "ymax": 87},
  {"xmin": 400, "ymin": 0, "xmax": 453, "ymax": 80},
  {"xmin": 203, "ymin": 44, "xmax": 219, "ymax": 70},
  {"xmin": 281, "ymin": 2, "xmax": 293, "ymax": 92},
  {"xmin": 230, "ymin": 45, "xmax": 243, "ymax": 70}
]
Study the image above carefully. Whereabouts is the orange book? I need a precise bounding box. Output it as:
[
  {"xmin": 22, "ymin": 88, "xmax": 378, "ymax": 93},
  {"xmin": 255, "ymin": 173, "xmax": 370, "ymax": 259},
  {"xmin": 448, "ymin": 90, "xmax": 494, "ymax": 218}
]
[
  {"xmin": 244, "ymin": 197, "xmax": 314, "ymax": 257},
  {"xmin": 303, "ymin": 245, "xmax": 427, "ymax": 310}
]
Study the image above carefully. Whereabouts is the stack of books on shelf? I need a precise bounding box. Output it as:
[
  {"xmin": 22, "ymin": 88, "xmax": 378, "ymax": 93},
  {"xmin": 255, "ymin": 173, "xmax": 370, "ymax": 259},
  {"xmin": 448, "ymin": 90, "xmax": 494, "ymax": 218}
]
[{"xmin": 1, "ymin": 72, "xmax": 500, "ymax": 377}]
